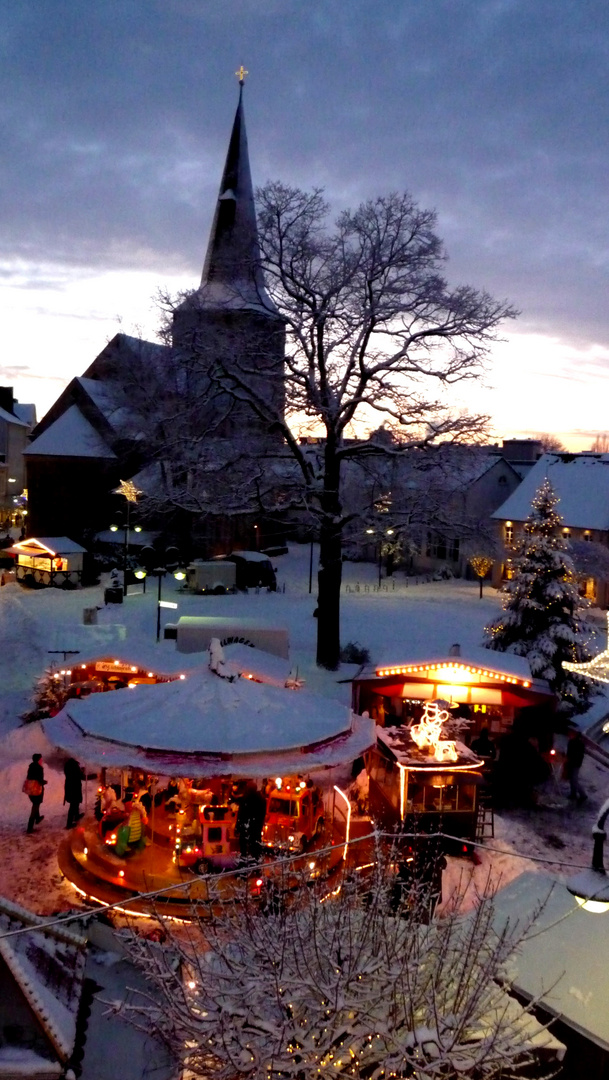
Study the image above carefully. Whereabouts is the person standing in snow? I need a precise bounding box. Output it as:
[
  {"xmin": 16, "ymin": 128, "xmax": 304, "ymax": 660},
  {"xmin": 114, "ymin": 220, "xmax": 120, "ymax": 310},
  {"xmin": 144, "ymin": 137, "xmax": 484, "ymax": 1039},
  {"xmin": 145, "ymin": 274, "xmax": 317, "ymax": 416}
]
[
  {"xmin": 24, "ymin": 753, "xmax": 47, "ymax": 834},
  {"xmin": 564, "ymin": 729, "xmax": 587, "ymax": 803},
  {"xmin": 63, "ymin": 757, "xmax": 84, "ymax": 828},
  {"xmin": 236, "ymin": 781, "xmax": 267, "ymax": 859}
]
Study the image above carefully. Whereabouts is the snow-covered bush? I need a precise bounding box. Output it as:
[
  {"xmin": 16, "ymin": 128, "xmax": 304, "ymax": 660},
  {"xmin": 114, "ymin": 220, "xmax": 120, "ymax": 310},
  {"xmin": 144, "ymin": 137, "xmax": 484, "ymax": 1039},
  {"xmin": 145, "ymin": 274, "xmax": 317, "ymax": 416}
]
[{"xmin": 119, "ymin": 848, "xmax": 557, "ymax": 1080}]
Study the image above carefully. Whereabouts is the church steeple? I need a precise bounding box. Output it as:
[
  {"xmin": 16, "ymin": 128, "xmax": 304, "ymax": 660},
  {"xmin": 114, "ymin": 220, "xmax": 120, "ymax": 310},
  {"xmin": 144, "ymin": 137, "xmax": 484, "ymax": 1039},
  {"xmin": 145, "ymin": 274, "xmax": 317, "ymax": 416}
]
[{"xmin": 197, "ymin": 75, "xmax": 268, "ymax": 310}]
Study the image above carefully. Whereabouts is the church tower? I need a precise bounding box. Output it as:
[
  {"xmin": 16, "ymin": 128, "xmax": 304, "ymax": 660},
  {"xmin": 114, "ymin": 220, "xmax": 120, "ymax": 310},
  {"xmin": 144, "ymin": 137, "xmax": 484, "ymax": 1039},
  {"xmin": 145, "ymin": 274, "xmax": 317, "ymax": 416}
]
[{"xmin": 172, "ymin": 75, "xmax": 285, "ymax": 435}]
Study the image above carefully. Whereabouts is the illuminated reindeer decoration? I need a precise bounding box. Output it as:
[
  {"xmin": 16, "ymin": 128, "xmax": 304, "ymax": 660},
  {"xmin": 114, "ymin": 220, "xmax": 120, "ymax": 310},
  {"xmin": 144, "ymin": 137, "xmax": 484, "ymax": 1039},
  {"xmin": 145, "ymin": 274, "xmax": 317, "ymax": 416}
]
[{"xmin": 410, "ymin": 701, "xmax": 458, "ymax": 762}]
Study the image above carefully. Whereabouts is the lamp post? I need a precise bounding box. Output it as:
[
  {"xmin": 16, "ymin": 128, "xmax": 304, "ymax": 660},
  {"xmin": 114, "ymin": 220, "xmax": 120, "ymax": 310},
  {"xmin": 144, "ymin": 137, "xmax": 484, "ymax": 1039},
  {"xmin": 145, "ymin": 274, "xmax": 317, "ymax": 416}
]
[
  {"xmin": 148, "ymin": 564, "xmax": 186, "ymax": 642},
  {"xmin": 567, "ymin": 798, "xmax": 609, "ymax": 913},
  {"xmin": 366, "ymin": 526, "xmax": 395, "ymax": 586},
  {"xmin": 112, "ymin": 479, "xmax": 142, "ymax": 597}
]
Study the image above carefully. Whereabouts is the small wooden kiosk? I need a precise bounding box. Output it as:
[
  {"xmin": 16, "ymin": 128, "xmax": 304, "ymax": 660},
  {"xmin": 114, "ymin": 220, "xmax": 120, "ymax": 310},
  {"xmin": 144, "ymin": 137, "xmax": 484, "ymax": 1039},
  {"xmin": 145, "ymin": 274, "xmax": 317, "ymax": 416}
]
[
  {"xmin": 8, "ymin": 536, "xmax": 86, "ymax": 587},
  {"xmin": 353, "ymin": 645, "xmax": 555, "ymax": 843},
  {"xmin": 366, "ymin": 703, "xmax": 484, "ymax": 841},
  {"xmin": 352, "ymin": 645, "xmax": 554, "ymax": 741}
]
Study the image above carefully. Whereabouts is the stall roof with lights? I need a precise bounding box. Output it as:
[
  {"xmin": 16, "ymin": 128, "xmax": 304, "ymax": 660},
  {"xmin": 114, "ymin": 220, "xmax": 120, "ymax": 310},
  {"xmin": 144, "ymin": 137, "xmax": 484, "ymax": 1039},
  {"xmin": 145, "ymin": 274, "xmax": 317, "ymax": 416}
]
[
  {"xmin": 353, "ymin": 645, "xmax": 553, "ymax": 707},
  {"xmin": 7, "ymin": 537, "xmax": 87, "ymax": 558}
]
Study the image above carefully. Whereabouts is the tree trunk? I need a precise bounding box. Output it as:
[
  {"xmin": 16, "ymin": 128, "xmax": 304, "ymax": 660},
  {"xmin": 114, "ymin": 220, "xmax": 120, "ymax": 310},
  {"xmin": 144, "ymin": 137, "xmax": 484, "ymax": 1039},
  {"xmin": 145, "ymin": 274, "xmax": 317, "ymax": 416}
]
[{"xmin": 316, "ymin": 445, "xmax": 342, "ymax": 669}]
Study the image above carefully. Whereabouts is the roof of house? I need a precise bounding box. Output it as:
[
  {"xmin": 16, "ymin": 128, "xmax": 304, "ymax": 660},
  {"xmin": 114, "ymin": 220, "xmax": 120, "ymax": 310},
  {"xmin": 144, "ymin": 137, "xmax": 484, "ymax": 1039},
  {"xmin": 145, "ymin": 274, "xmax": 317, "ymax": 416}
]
[
  {"xmin": 0, "ymin": 895, "xmax": 86, "ymax": 1064},
  {"xmin": 491, "ymin": 871, "xmax": 609, "ymax": 1052},
  {"xmin": 492, "ymin": 453, "xmax": 609, "ymax": 530},
  {"xmin": 12, "ymin": 402, "xmax": 37, "ymax": 428},
  {"xmin": 0, "ymin": 404, "xmax": 28, "ymax": 428},
  {"xmin": 24, "ymin": 404, "xmax": 117, "ymax": 459}
]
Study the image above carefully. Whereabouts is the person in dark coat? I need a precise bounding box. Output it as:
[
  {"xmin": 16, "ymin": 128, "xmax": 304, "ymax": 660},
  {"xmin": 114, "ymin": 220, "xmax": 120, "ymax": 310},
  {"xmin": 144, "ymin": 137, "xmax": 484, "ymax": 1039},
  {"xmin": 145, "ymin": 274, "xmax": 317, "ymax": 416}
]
[
  {"xmin": 63, "ymin": 757, "xmax": 84, "ymax": 828},
  {"xmin": 235, "ymin": 781, "xmax": 267, "ymax": 859},
  {"xmin": 471, "ymin": 727, "xmax": 496, "ymax": 761},
  {"xmin": 25, "ymin": 753, "xmax": 47, "ymax": 834}
]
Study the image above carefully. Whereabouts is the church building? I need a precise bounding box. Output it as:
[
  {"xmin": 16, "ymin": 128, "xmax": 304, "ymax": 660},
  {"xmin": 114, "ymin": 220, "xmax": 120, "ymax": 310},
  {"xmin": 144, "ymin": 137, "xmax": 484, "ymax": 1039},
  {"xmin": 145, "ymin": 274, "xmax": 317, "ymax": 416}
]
[{"xmin": 24, "ymin": 79, "xmax": 285, "ymax": 554}]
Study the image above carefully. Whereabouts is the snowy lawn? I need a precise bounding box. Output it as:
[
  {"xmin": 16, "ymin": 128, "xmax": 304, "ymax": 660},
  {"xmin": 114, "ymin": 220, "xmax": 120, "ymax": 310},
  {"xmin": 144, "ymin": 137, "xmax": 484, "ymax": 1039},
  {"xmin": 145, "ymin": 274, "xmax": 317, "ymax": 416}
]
[{"xmin": 0, "ymin": 542, "xmax": 607, "ymax": 916}]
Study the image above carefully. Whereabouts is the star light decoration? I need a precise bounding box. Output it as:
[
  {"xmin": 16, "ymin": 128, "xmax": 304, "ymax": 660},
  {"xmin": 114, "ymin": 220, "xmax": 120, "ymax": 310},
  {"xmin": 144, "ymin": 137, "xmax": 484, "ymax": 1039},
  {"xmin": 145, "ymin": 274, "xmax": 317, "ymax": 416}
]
[
  {"xmin": 113, "ymin": 479, "xmax": 142, "ymax": 504},
  {"xmin": 563, "ymin": 612, "xmax": 609, "ymax": 685}
]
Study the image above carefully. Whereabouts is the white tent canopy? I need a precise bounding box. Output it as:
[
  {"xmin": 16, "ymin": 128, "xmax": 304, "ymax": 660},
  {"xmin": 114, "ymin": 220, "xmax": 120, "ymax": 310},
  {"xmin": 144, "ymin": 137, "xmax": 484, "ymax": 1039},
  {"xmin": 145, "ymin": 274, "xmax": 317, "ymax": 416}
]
[{"xmin": 43, "ymin": 664, "xmax": 375, "ymax": 777}]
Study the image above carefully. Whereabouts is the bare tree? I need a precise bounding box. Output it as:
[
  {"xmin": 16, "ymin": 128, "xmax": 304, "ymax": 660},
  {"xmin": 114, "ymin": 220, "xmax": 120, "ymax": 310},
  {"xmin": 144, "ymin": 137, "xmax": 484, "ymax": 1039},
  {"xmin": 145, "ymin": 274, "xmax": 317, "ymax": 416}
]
[
  {"xmin": 590, "ymin": 433, "xmax": 609, "ymax": 452},
  {"xmin": 116, "ymin": 848, "xmax": 560, "ymax": 1080},
  {"xmin": 114, "ymin": 187, "xmax": 515, "ymax": 667},
  {"xmin": 536, "ymin": 433, "xmax": 565, "ymax": 453}
]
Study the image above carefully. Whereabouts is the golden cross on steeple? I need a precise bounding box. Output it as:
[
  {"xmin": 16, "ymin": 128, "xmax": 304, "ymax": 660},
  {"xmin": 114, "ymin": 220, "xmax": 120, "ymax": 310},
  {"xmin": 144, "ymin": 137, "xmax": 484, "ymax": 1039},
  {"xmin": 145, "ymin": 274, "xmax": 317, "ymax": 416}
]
[{"xmin": 235, "ymin": 65, "xmax": 248, "ymax": 85}]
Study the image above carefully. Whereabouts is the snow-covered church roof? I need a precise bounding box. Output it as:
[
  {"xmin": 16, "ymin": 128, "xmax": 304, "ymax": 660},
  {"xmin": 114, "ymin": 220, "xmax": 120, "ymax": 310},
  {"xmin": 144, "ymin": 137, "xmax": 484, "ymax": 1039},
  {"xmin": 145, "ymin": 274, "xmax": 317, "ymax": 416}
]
[{"xmin": 24, "ymin": 404, "xmax": 117, "ymax": 459}]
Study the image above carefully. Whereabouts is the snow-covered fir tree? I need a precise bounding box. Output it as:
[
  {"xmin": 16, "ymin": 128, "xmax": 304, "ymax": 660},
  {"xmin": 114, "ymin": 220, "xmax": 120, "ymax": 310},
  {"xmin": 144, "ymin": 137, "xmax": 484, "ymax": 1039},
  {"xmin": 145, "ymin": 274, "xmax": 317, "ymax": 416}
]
[
  {"xmin": 22, "ymin": 665, "xmax": 68, "ymax": 722},
  {"xmin": 119, "ymin": 849, "xmax": 559, "ymax": 1080},
  {"xmin": 485, "ymin": 479, "xmax": 594, "ymax": 713}
]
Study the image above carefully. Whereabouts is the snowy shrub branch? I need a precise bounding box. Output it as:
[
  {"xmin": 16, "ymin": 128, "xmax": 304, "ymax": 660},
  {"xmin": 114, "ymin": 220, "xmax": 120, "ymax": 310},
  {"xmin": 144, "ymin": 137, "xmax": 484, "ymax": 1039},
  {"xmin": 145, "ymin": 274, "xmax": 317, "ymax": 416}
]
[{"xmin": 117, "ymin": 848, "xmax": 559, "ymax": 1080}]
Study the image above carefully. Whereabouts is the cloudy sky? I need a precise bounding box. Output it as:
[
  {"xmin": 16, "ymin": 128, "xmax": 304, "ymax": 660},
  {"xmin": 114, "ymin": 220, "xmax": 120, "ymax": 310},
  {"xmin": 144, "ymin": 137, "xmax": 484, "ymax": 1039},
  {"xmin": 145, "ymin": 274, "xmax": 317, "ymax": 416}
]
[{"xmin": 2, "ymin": 0, "xmax": 609, "ymax": 448}]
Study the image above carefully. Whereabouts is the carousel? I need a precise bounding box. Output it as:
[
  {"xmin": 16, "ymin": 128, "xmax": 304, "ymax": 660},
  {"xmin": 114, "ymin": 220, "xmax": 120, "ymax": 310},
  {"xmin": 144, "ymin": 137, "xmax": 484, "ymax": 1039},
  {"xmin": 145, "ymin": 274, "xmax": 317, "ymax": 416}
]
[{"xmin": 43, "ymin": 641, "xmax": 374, "ymax": 917}]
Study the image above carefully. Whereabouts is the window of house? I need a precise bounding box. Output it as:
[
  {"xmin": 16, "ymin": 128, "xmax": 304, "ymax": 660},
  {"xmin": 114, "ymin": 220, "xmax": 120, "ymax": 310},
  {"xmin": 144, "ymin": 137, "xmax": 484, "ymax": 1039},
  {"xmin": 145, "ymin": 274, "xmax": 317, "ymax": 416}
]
[
  {"xmin": 504, "ymin": 523, "xmax": 513, "ymax": 544},
  {"xmin": 584, "ymin": 531, "xmax": 592, "ymax": 542}
]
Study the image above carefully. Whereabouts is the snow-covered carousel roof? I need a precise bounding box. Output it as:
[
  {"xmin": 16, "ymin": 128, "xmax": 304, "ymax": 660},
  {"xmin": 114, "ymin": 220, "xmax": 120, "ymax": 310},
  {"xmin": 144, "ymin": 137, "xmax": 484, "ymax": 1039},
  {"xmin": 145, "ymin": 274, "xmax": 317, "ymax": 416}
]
[{"xmin": 43, "ymin": 661, "xmax": 374, "ymax": 777}]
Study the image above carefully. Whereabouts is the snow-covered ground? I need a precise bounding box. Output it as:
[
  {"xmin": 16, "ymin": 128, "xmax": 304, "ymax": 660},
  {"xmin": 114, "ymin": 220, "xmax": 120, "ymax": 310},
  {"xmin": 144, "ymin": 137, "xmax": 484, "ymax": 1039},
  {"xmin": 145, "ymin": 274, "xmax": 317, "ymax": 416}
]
[{"xmin": 0, "ymin": 543, "xmax": 607, "ymax": 916}]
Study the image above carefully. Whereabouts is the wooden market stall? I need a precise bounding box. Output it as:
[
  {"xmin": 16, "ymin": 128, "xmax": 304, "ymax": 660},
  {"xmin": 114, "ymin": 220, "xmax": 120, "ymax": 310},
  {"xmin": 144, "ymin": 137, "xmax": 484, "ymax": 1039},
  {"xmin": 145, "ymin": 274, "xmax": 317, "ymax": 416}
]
[
  {"xmin": 7, "ymin": 536, "xmax": 86, "ymax": 587},
  {"xmin": 353, "ymin": 645, "xmax": 556, "ymax": 844},
  {"xmin": 366, "ymin": 701, "xmax": 484, "ymax": 842},
  {"xmin": 352, "ymin": 644, "xmax": 555, "ymax": 742}
]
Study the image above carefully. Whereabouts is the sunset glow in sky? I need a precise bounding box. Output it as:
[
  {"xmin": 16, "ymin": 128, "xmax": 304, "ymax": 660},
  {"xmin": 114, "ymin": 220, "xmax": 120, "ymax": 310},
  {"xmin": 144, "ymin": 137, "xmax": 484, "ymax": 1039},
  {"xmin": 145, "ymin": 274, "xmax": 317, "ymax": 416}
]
[{"xmin": 2, "ymin": 2, "xmax": 609, "ymax": 451}]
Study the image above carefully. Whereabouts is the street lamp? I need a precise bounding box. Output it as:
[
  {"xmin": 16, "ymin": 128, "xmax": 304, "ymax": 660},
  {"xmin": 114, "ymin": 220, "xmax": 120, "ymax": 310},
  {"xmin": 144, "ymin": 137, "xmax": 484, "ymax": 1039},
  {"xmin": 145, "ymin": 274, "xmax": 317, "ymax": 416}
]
[
  {"xmin": 148, "ymin": 563, "xmax": 185, "ymax": 642},
  {"xmin": 567, "ymin": 798, "xmax": 609, "ymax": 913},
  {"xmin": 112, "ymin": 479, "xmax": 142, "ymax": 597}
]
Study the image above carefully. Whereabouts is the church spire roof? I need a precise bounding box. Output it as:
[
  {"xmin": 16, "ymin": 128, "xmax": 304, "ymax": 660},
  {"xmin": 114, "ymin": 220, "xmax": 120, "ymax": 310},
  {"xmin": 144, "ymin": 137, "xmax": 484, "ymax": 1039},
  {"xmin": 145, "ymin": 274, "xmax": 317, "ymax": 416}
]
[{"xmin": 198, "ymin": 78, "xmax": 268, "ymax": 309}]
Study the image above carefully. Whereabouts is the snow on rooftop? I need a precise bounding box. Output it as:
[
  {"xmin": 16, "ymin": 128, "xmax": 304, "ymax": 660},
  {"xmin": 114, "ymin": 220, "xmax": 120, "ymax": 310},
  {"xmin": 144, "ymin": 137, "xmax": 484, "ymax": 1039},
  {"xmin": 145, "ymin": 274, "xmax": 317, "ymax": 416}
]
[
  {"xmin": 221, "ymin": 643, "xmax": 302, "ymax": 686},
  {"xmin": 10, "ymin": 537, "xmax": 87, "ymax": 555},
  {"xmin": 229, "ymin": 550, "xmax": 273, "ymax": 563},
  {"xmin": 0, "ymin": 404, "xmax": 28, "ymax": 427},
  {"xmin": 0, "ymin": 896, "xmax": 86, "ymax": 1062},
  {"xmin": 53, "ymin": 665, "xmax": 354, "ymax": 755},
  {"xmin": 491, "ymin": 871, "xmax": 609, "ymax": 1050},
  {"xmin": 357, "ymin": 645, "xmax": 535, "ymax": 682},
  {"xmin": 24, "ymin": 405, "xmax": 117, "ymax": 459},
  {"xmin": 12, "ymin": 402, "xmax": 36, "ymax": 428},
  {"xmin": 493, "ymin": 452, "xmax": 609, "ymax": 530}
]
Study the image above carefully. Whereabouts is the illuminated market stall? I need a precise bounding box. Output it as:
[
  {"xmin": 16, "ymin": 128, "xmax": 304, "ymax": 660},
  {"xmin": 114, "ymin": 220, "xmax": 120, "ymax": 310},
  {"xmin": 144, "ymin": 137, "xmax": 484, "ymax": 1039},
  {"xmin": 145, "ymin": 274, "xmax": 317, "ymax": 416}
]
[
  {"xmin": 8, "ymin": 536, "xmax": 86, "ymax": 587},
  {"xmin": 353, "ymin": 645, "xmax": 555, "ymax": 843},
  {"xmin": 352, "ymin": 645, "xmax": 554, "ymax": 740}
]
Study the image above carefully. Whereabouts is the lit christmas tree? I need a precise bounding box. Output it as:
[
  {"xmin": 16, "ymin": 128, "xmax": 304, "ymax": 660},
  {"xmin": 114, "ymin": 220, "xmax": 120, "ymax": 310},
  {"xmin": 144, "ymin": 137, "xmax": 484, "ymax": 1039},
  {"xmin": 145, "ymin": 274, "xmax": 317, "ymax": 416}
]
[
  {"xmin": 22, "ymin": 665, "xmax": 68, "ymax": 723},
  {"xmin": 484, "ymin": 479, "xmax": 594, "ymax": 713}
]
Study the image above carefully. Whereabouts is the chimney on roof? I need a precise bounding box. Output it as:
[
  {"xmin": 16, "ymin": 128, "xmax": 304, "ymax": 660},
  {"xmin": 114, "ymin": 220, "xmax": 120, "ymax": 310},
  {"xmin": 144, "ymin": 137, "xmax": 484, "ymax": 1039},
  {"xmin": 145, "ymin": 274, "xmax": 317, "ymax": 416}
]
[
  {"xmin": 0, "ymin": 387, "xmax": 15, "ymax": 416},
  {"xmin": 449, "ymin": 643, "xmax": 461, "ymax": 656}
]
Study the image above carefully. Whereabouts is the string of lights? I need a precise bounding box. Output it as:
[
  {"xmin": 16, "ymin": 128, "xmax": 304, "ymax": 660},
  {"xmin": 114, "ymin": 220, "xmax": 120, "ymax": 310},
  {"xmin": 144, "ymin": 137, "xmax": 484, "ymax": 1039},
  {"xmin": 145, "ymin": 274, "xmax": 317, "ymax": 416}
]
[{"xmin": 0, "ymin": 828, "xmax": 597, "ymax": 942}]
